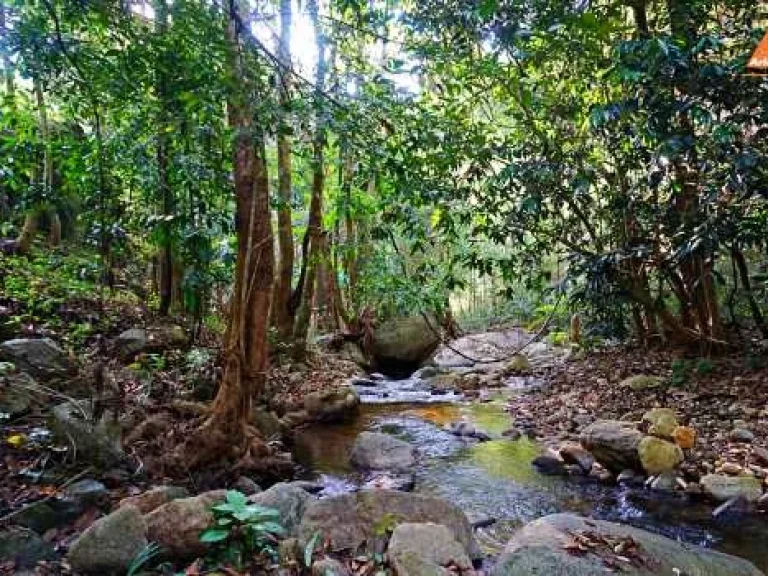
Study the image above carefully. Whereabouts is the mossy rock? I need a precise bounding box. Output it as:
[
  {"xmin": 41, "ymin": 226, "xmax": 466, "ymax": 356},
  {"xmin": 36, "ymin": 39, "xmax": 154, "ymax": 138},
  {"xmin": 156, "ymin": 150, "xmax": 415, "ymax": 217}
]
[{"xmin": 621, "ymin": 375, "xmax": 663, "ymax": 391}]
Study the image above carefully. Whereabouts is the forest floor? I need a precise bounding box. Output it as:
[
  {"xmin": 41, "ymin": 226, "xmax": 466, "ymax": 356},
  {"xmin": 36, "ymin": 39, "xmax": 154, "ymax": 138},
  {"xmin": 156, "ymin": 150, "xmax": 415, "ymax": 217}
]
[{"xmin": 510, "ymin": 341, "xmax": 768, "ymax": 482}]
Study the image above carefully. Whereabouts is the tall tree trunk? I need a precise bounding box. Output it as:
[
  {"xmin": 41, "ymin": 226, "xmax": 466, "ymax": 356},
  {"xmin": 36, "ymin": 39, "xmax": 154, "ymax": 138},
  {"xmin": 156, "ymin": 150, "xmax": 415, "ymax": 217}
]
[
  {"xmin": 188, "ymin": 0, "xmax": 274, "ymax": 466},
  {"xmin": 732, "ymin": 245, "xmax": 768, "ymax": 337},
  {"xmin": 272, "ymin": 0, "xmax": 296, "ymax": 341},
  {"xmin": 155, "ymin": 0, "xmax": 174, "ymax": 316},
  {"xmin": 292, "ymin": 0, "xmax": 327, "ymax": 358},
  {"xmin": 0, "ymin": 0, "xmax": 13, "ymax": 98}
]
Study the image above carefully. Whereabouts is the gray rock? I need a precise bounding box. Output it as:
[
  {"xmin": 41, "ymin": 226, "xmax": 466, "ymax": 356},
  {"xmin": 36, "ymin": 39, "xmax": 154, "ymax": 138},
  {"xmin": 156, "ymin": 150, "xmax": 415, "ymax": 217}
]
[
  {"xmin": 63, "ymin": 479, "xmax": 109, "ymax": 508},
  {"xmin": 233, "ymin": 476, "xmax": 262, "ymax": 495},
  {"xmin": 145, "ymin": 490, "xmax": 226, "ymax": 559},
  {"xmin": 579, "ymin": 420, "xmax": 643, "ymax": 473},
  {"xmin": 372, "ymin": 316, "xmax": 440, "ymax": 371},
  {"xmin": 731, "ymin": 428, "xmax": 755, "ymax": 443},
  {"xmin": 650, "ymin": 473, "xmax": 678, "ymax": 492},
  {"xmin": 67, "ymin": 504, "xmax": 148, "ymax": 575},
  {"xmin": 304, "ymin": 386, "xmax": 360, "ymax": 423},
  {"xmin": 114, "ymin": 325, "xmax": 188, "ymax": 361},
  {"xmin": 289, "ymin": 480, "xmax": 325, "ymax": 494},
  {"xmin": 532, "ymin": 455, "xmax": 567, "ymax": 476},
  {"xmin": 298, "ymin": 490, "xmax": 480, "ymax": 560},
  {"xmin": 119, "ymin": 485, "xmax": 190, "ymax": 515},
  {"xmin": 413, "ymin": 366, "xmax": 439, "ymax": 379},
  {"xmin": 0, "ymin": 338, "xmax": 72, "ymax": 379},
  {"xmin": 0, "ymin": 528, "xmax": 56, "ymax": 569},
  {"xmin": 491, "ymin": 513, "xmax": 762, "ymax": 576},
  {"xmin": 447, "ymin": 420, "xmax": 492, "ymax": 441},
  {"xmin": 700, "ymin": 474, "xmax": 763, "ymax": 503},
  {"xmin": 559, "ymin": 443, "xmax": 595, "ymax": 473},
  {"xmin": 13, "ymin": 498, "xmax": 83, "ymax": 533},
  {"xmin": 617, "ymin": 469, "xmax": 644, "ymax": 486},
  {"xmin": 350, "ymin": 432, "xmax": 416, "ymax": 470},
  {"xmin": 388, "ymin": 523, "xmax": 472, "ymax": 575},
  {"xmin": 50, "ymin": 402, "xmax": 123, "ymax": 467},
  {"xmin": 248, "ymin": 482, "xmax": 313, "ymax": 536},
  {"xmin": 0, "ymin": 373, "xmax": 41, "ymax": 419},
  {"xmin": 312, "ymin": 558, "xmax": 350, "ymax": 576}
]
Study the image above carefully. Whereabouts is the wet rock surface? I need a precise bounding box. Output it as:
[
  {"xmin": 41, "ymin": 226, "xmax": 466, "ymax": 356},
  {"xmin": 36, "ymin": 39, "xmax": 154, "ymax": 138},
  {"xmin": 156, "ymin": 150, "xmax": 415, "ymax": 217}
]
[{"xmin": 492, "ymin": 513, "xmax": 763, "ymax": 576}]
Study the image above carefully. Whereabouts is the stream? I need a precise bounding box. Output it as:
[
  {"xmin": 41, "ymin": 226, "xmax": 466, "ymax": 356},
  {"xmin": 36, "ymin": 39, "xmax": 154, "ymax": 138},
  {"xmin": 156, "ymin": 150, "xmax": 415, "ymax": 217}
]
[{"xmin": 293, "ymin": 374, "xmax": 768, "ymax": 572}]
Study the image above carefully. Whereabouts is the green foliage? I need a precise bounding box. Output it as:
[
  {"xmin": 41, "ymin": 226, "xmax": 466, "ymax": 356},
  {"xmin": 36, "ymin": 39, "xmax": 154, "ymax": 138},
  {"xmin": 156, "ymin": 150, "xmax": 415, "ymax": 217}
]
[
  {"xmin": 303, "ymin": 531, "xmax": 322, "ymax": 568},
  {"xmin": 671, "ymin": 359, "xmax": 692, "ymax": 387},
  {"xmin": 200, "ymin": 490, "xmax": 285, "ymax": 569},
  {"xmin": 695, "ymin": 358, "xmax": 715, "ymax": 376}
]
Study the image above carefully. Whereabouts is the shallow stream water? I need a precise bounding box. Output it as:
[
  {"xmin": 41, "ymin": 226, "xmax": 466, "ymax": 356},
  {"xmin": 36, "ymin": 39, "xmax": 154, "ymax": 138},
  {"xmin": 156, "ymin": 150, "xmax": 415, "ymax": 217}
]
[{"xmin": 293, "ymin": 377, "xmax": 768, "ymax": 572}]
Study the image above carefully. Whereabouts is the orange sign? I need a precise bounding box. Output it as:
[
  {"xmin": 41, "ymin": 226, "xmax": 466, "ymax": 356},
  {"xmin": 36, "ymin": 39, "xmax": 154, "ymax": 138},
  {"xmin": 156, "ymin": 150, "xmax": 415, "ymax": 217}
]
[{"xmin": 747, "ymin": 31, "xmax": 768, "ymax": 74}]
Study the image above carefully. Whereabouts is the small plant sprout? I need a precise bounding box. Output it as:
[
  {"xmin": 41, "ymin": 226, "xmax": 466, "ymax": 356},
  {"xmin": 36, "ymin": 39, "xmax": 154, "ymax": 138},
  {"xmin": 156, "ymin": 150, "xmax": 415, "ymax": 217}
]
[{"xmin": 200, "ymin": 490, "xmax": 285, "ymax": 568}]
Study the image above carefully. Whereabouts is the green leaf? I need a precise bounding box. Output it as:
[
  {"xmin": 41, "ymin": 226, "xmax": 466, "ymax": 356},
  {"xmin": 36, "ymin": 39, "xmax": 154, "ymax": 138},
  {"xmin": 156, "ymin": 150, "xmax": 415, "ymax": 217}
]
[
  {"xmin": 224, "ymin": 490, "xmax": 248, "ymax": 511},
  {"xmin": 200, "ymin": 529, "xmax": 229, "ymax": 543},
  {"xmin": 304, "ymin": 531, "xmax": 322, "ymax": 567}
]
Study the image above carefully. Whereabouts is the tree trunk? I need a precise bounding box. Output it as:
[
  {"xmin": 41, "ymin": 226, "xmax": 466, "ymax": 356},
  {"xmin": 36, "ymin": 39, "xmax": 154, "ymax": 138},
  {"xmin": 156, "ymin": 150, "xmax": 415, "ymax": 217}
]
[
  {"xmin": 272, "ymin": 0, "xmax": 296, "ymax": 341},
  {"xmin": 0, "ymin": 0, "xmax": 13, "ymax": 98},
  {"xmin": 186, "ymin": 0, "xmax": 274, "ymax": 467},
  {"xmin": 155, "ymin": 0, "xmax": 174, "ymax": 316},
  {"xmin": 292, "ymin": 0, "xmax": 327, "ymax": 358},
  {"xmin": 732, "ymin": 245, "xmax": 768, "ymax": 337}
]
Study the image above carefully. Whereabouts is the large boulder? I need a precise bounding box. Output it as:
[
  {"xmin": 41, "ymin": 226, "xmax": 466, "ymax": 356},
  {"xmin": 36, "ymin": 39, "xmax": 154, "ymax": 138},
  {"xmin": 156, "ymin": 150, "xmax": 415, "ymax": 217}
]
[
  {"xmin": 350, "ymin": 432, "xmax": 416, "ymax": 470},
  {"xmin": 372, "ymin": 316, "xmax": 439, "ymax": 373},
  {"xmin": 67, "ymin": 505, "xmax": 148, "ymax": 575},
  {"xmin": 114, "ymin": 325, "xmax": 187, "ymax": 361},
  {"xmin": 119, "ymin": 485, "xmax": 190, "ymax": 515},
  {"xmin": 248, "ymin": 483, "xmax": 313, "ymax": 536},
  {"xmin": 303, "ymin": 386, "xmax": 360, "ymax": 423},
  {"xmin": 144, "ymin": 490, "xmax": 226, "ymax": 559},
  {"xmin": 298, "ymin": 490, "xmax": 479, "ymax": 560},
  {"xmin": 388, "ymin": 523, "xmax": 472, "ymax": 576},
  {"xmin": 0, "ymin": 528, "xmax": 56, "ymax": 570},
  {"xmin": 491, "ymin": 513, "xmax": 762, "ymax": 576},
  {"xmin": 579, "ymin": 420, "xmax": 643, "ymax": 473},
  {"xmin": 0, "ymin": 338, "xmax": 73, "ymax": 379},
  {"xmin": 49, "ymin": 402, "xmax": 123, "ymax": 467},
  {"xmin": 700, "ymin": 474, "xmax": 763, "ymax": 503},
  {"xmin": 637, "ymin": 436, "xmax": 683, "ymax": 475}
]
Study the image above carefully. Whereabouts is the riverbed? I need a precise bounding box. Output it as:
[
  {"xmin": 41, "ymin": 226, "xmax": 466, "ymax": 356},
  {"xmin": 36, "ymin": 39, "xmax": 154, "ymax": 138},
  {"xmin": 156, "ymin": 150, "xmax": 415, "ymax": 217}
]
[{"xmin": 293, "ymin": 378, "xmax": 768, "ymax": 572}]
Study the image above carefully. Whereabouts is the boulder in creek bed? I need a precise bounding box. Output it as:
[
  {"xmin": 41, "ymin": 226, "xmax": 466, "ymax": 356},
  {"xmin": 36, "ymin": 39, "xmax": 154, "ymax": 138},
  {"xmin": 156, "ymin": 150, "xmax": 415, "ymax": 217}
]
[
  {"xmin": 298, "ymin": 490, "xmax": 480, "ymax": 561},
  {"xmin": 491, "ymin": 513, "xmax": 763, "ymax": 576},
  {"xmin": 0, "ymin": 338, "xmax": 73, "ymax": 380},
  {"xmin": 641, "ymin": 408, "xmax": 678, "ymax": 439},
  {"xmin": 248, "ymin": 482, "xmax": 314, "ymax": 537},
  {"xmin": 579, "ymin": 420, "xmax": 643, "ymax": 473},
  {"xmin": 119, "ymin": 485, "xmax": 190, "ymax": 514},
  {"xmin": 637, "ymin": 436, "xmax": 683, "ymax": 475},
  {"xmin": 303, "ymin": 386, "xmax": 360, "ymax": 423},
  {"xmin": 350, "ymin": 431, "xmax": 416, "ymax": 470},
  {"xmin": 144, "ymin": 490, "xmax": 226, "ymax": 559},
  {"xmin": 387, "ymin": 523, "xmax": 472, "ymax": 576},
  {"xmin": 700, "ymin": 474, "xmax": 763, "ymax": 503},
  {"xmin": 559, "ymin": 443, "xmax": 595, "ymax": 473},
  {"xmin": 532, "ymin": 454, "xmax": 567, "ymax": 476},
  {"xmin": 67, "ymin": 504, "xmax": 148, "ymax": 575},
  {"xmin": 371, "ymin": 316, "xmax": 440, "ymax": 374}
]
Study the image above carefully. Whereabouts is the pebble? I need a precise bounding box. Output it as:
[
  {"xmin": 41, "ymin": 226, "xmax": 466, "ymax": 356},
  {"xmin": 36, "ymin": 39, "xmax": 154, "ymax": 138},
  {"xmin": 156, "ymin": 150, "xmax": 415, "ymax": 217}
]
[
  {"xmin": 650, "ymin": 473, "xmax": 678, "ymax": 492},
  {"xmin": 719, "ymin": 462, "xmax": 744, "ymax": 476}
]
